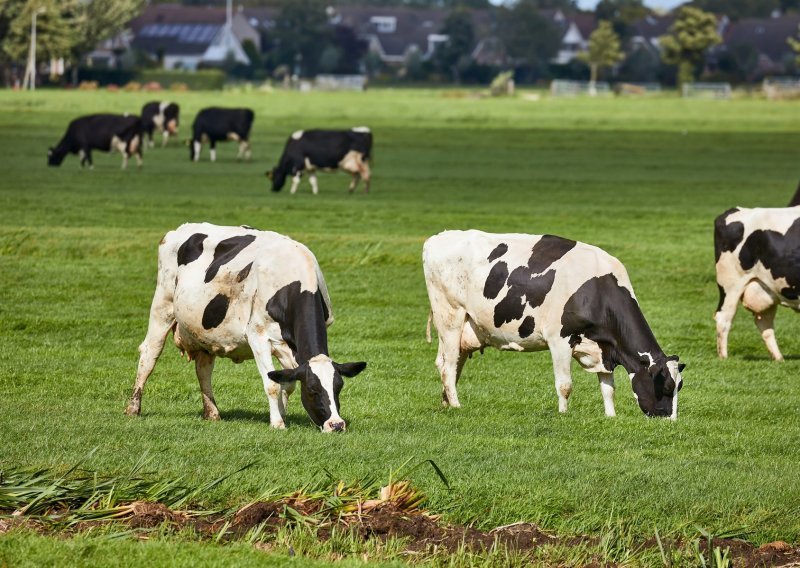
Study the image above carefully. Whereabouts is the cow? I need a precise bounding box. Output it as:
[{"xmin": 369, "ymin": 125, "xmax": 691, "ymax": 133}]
[
  {"xmin": 423, "ymin": 230, "xmax": 685, "ymax": 419},
  {"xmin": 124, "ymin": 223, "xmax": 367, "ymax": 432},
  {"xmin": 48, "ymin": 114, "xmax": 143, "ymax": 169},
  {"xmin": 189, "ymin": 107, "xmax": 254, "ymax": 162},
  {"xmin": 141, "ymin": 101, "xmax": 180, "ymax": 148},
  {"xmin": 714, "ymin": 206, "xmax": 800, "ymax": 361},
  {"xmin": 267, "ymin": 128, "xmax": 372, "ymax": 195},
  {"xmin": 788, "ymin": 181, "xmax": 800, "ymax": 207}
]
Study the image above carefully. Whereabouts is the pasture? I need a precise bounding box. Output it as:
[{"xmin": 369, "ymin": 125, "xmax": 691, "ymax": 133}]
[{"xmin": 1, "ymin": 88, "xmax": 799, "ymax": 566}]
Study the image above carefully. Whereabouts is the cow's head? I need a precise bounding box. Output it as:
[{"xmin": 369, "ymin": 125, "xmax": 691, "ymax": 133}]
[
  {"xmin": 268, "ymin": 356, "xmax": 366, "ymax": 431},
  {"xmin": 47, "ymin": 146, "xmax": 65, "ymax": 167},
  {"xmin": 165, "ymin": 106, "xmax": 179, "ymax": 134},
  {"xmin": 266, "ymin": 167, "xmax": 288, "ymax": 192},
  {"xmin": 631, "ymin": 354, "xmax": 684, "ymax": 419}
]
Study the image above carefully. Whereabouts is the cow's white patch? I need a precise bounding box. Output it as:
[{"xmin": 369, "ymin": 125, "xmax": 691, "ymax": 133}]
[
  {"xmin": 152, "ymin": 113, "xmax": 165, "ymax": 129},
  {"xmin": 291, "ymin": 130, "xmax": 304, "ymax": 140},
  {"xmin": 227, "ymin": 132, "xmax": 240, "ymax": 142},
  {"xmin": 338, "ymin": 150, "xmax": 364, "ymax": 173},
  {"xmin": 666, "ymin": 360, "xmax": 681, "ymax": 421},
  {"xmin": 308, "ymin": 355, "xmax": 342, "ymax": 430},
  {"xmin": 210, "ymin": 148, "xmax": 216, "ymax": 162},
  {"xmin": 110, "ymin": 135, "xmax": 126, "ymax": 154},
  {"xmin": 638, "ymin": 351, "xmax": 654, "ymax": 368},
  {"xmin": 159, "ymin": 101, "xmax": 170, "ymax": 114},
  {"xmin": 290, "ymin": 173, "xmax": 301, "ymax": 194},
  {"xmin": 310, "ymin": 174, "xmax": 319, "ymax": 195},
  {"xmin": 193, "ymin": 141, "xmax": 201, "ymax": 162},
  {"xmin": 351, "ymin": 126, "xmax": 370, "ymax": 133}
]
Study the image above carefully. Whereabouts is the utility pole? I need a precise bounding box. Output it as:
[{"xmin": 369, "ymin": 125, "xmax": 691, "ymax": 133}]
[{"xmin": 22, "ymin": 7, "xmax": 46, "ymax": 91}]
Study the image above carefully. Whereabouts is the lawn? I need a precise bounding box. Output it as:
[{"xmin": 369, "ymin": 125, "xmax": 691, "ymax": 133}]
[{"xmin": 0, "ymin": 88, "xmax": 799, "ymax": 565}]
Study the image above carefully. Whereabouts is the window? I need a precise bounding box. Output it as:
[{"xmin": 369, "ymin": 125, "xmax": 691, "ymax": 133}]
[{"xmin": 370, "ymin": 16, "xmax": 396, "ymax": 34}]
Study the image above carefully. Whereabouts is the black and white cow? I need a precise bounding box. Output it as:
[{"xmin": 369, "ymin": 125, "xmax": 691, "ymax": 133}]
[
  {"xmin": 125, "ymin": 223, "xmax": 366, "ymax": 431},
  {"xmin": 48, "ymin": 114, "xmax": 143, "ymax": 169},
  {"xmin": 423, "ymin": 230, "xmax": 685, "ymax": 419},
  {"xmin": 267, "ymin": 128, "xmax": 372, "ymax": 195},
  {"xmin": 189, "ymin": 107, "xmax": 254, "ymax": 162},
  {"xmin": 714, "ymin": 206, "xmax": 800, "ymax": 361},
  {"xmin": 141, "ymin": 101, "xmax": 180, "ymax": 148}
]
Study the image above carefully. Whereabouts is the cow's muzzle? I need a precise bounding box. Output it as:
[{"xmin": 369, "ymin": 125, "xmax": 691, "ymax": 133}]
[{"xmin": 323, "ymin": 420, "xmax": 346, "ymax": 433}]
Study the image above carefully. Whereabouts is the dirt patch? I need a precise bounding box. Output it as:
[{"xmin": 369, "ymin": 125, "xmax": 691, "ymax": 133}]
[
  {"xmin": 127, "ymin": 501, "xmax": 188, "ymax": 529},
  {"xmin": 697, "ymin": 538, "xmax": 800, "ymax": 568}
]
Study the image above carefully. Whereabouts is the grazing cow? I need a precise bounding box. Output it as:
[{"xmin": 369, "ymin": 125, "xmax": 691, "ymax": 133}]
[
  {"xmin": 141, "ymin": 101, "xmax": 180, "ymax": 148},
  {"xmin": 48, "ymin": 114, "xmax": 143, "ymax": 169},
  {"xmin": 125, "ymin": 223, "xmax": 366, "ymax": 431},
  {"xmin": 267, "ymin": 128, "xmax": 372, "ymax": 195},
  {"xmin": 189, "ymin": 107, "xmax": 254, "ymax": 162},
  {"xmin": 714, "ymin": 206, "xmax": 800, "ymax": 360},
  {"xmin": 423, "ymin": 230, "xmax": 685, "ymax": 419}
]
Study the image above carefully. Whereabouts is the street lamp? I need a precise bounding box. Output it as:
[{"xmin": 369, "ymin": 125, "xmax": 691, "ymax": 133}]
[{"xmin": 22, "ymin": 7, "xmax": 47, "ymax": 91}]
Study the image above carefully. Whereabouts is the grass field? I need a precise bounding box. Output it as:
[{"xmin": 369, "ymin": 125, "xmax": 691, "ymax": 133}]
[{"xmin": 1, "ymin": 88, "xmax": 800, "ymax": 565}]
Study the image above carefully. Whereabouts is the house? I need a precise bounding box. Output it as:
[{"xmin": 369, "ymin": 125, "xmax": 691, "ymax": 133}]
[
  {"xmin": 129, "ymin": 4, "xmax": 260, "ymax": 70},
  {"xmin": 543, "ymin": 10, "xmax": 597, "ymax": 65},
  {"xmin": 629, "ymin": 14, "xmax": 676, "ymax": 53},
  {"xmin": 720, "ymin": 14, "xmax": 800, "ymax": 76}
]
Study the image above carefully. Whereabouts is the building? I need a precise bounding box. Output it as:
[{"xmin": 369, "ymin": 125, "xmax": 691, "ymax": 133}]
[{"xmin": 129, "ymin": 4, "xmax": 260, "ymax": 70}]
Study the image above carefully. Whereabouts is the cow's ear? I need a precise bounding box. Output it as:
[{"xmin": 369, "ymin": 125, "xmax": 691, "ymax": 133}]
[
  {"xmin": 47, "ymin": 148, "xmax": 53, "ymax": 156},
  {"xmin": 266, "ymin": 170, "xmax": 273, "ymax": 179},
  {"xmin": 334, "ymin": 361, "xmax": 367, "ymax": 378},
  {"xmin": 638, "ymin": 354, "xmax": 653, "ymax": 369},
  {"xmin": 268, "ymin": 367, "xmax": 303, "ymax": 383},
  {"xmin": 678, "ymin": 363, "xmax": 686, "ymax": 373}
]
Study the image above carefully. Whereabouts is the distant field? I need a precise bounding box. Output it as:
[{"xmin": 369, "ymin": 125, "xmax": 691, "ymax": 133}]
[{"xmin": 1, "ymin": 89, "xmax": 799, "ymax": 565}]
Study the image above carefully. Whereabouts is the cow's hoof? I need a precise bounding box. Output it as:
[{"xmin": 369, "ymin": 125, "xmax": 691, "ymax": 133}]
[
  {"xmin": 270, "ymin": 421, "xmax": 286, "ymax": 430},
  {"xmin": 203, "ymin": 411, "xmax": 221, "ymax": 421},
  {"xmin": 124, "ymin": 405, "xmax": 140, "ymax": 416}
]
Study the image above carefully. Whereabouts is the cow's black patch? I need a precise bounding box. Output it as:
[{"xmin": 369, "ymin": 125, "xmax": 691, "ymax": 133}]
[
  {"xmin": 528, "ymin": 235, "xmax": 577, "ymax": 274},
  {"xmin": 518, "ymin": 316, "xmax": 536, "ymax": 338},
  {"xmin": 493, "ymin": 268, "xmax": 556, "ymax": 328},
  {"xmin": 738, "ymin": 217, "xmax": 800, "ymax": 300},
  {"xmin": 241, "ymin": 225, "xmax": 257, "ymax": 230},
  {"xmin": 202, "ymin": 294, "xmax": 229, "ymax": 329},
  {"xmin": 789, "ymin": 181, "xmax": 800, "ymax": 207},
  {"xmin": 716, "ymin": 284, "xmax": 727, "ymax": 313},
  {"xmin": 483, "ymin": 261, "xmax": 508, "ymax": 299},
  {"xmin": 237, "ymin": 262, "xmax": 253, "ymax": 283},
  {"xmin": 714, "ymin": 208, "xmax": 744, "ymax": 263},
  {"xmin": 205, "ymin": 235, "xmax": 256, "ymax": 283},
  {"xmin": 487, "ymin": 243, "xmax": 508, "ymax": 262},
  {"xmin": 266, "ymin": 281, "xmax": 330, "ymax": 361},
  {"xmin": 177, "ymin": 233, "xmax": 207, "ymax": 265}
]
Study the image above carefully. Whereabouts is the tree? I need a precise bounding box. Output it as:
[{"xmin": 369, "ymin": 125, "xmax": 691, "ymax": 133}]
[
  {"xmin": 271, "ymin": 0, "xmax": 330, "ymax": 77},
  {"xmin": 578, "ymin": 20, "xmax": 624, "ymax": 94},
  {"xmin": 1, "ymin": 0, "xmax": 82, "ymax": 64},
  {"xmin": 434, "ymin": 8, "xmax": 475, "ymax": 83},
  {"xmin": 496, "ymin": 0, "xmax": 561, "ymax": 81},
  {"xmin": 659, "ymin": 6, "xmax": 721, "ymax": 86},
  {"xmin": 788, "ymin": 25, "xmax": 800, "ymax": 66},
  {"xmin": 594, "ymin": 0, "xmax": 648, "ymax": 45},
  {"xmin": 689, "ymin": 0, "xmax": 778, "ymax": 20}
]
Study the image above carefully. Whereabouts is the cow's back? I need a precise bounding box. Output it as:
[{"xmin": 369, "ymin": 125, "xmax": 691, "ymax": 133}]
[{"xmin": 424, "ymin": 230, "xmax": 631, "ymax": 343}]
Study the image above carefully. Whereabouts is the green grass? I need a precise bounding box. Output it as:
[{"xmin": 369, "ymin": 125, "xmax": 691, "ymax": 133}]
[{"xmin": 1, "ymin": 88, "xmax": 800, "ymax": 564}]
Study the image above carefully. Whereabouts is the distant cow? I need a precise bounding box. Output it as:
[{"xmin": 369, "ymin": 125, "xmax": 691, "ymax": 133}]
[
  {"xmin": 125, "ymin": 223, "xmax": 366, "ymax": 431},
  {"xmin": 423, "ymin": 230, "xmax": 685, "ymax": 419},
  {"xmin": 141, "ymin": 101, "xmax": 180, "ymax": 147},
  {"xmin": 714, "ymin": 206, "xmax": 800, "ymax": 360},
  {"xmin": 48, "ymin": 114, "xmax": 143, "ymax": 169},
  {"xmin": 268, "ymin": 128, "xmax": 372, "ymax": 194},
  {"xmin": 189, "ymin": 107, "xmax": 254, "ymax": 162}
]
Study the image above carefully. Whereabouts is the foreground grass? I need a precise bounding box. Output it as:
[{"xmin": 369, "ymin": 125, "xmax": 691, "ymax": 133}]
[{"xmin": 1, "ymin": 89, "xmax": 799, "ymax": 563}]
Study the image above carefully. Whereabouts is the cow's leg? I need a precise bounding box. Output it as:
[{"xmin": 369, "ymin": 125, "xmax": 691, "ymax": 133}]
[
  {"xmin": 550, "ymin": 343, "xmax": 573, "ymax": 413},
  {"xmin": 246, "ymin": 334, "xmax": 289, "ymax": 429},
  {"xmin": 289, "ymin": 173, "xmax": 301, "ymax": 195},
  {"xmin": 237, "ymin": 140, "xmax": 250, "ymax": 161},
  {"xmin": 598, "ymin": 372, "xmax": 616, "ymax": 417},
  {"xmin": 348, "ymin": 173, "xmax": 359, "ymax": 193},
  {"xmin": 125, "ymin": 316, "xmax": 173, "ymax": 416},
  {"xmin": 193, "ymin": 141, "xmax": 201, "ymax": 162},
  {"xmin": 360, "ymin": 162, "xmax": 371, "ymax": 194},
  {"xmin": 147, "ymin": 127, "xmax": 154, "ymax": 148},
  {"xmin": 434, "ymin": 316, "xmax": 466, "ymax": 408},
  {"xmin": 715, "ymin": 280, "xmax": 747, "ymax": 359},
  {"xmin": 195, "ymin": 351, "xmax": 220, "ymax": 420},
  {"xmin": 81, "ymin": 149, "xmax": 93, "ymax": 170},
  {"xmin": 743, "ymin": 281, "xmax": 783, "ymax": 361},
  {"xmin": 209, "ymin": 141, "xmax": 217, "ymax": 163},
  {"xmin": 309, "ymin": 174, "xmax": 319, "ymax": 195},
  {"xmin": 161, "ymin": 130, "xmax": 169, "ymax": 147}
]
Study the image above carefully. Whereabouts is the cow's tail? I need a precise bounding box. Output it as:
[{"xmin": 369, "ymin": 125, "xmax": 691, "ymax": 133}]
[
  {"xmin": 426, "ymin": 309, "xmax": 433, "ymax": 343},
  {"xmin": 789, "ymin": 179, "xmax": 800, "ymax": 206}
]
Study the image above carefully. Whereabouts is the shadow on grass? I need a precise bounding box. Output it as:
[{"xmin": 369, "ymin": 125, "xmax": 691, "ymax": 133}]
[
  {"xmin": 741, "ymin": 354, "xmax": 800, "ymax": 361},
  {"xmin": 217, "ymin": 409, "xmax": 321, "ymax": 430}
]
